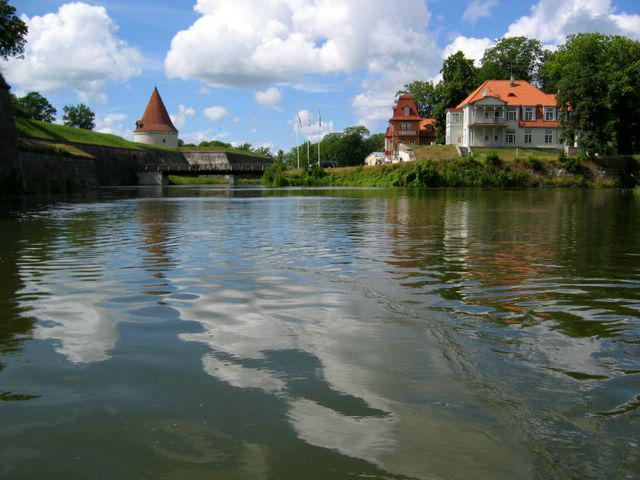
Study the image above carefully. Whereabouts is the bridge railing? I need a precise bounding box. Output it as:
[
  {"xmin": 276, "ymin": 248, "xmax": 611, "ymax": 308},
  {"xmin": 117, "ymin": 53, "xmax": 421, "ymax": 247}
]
[{"xmin": 142, "ymin": 163, "xmax": 267, "ymax": 172}]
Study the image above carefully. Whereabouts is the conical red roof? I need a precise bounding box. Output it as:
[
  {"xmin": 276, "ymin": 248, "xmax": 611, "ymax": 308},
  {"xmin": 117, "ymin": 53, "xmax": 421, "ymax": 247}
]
[{"xmin": 135, "ymin": 87, "xmax": 178, "ymax": 133}]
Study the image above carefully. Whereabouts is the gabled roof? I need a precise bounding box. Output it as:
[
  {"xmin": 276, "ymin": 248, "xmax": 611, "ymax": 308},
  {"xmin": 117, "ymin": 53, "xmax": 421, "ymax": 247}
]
[
  {"xmin": 456, "ymin": 80, "xmax": 557, "ymax": 109},
  {"xmin": 135, "ymin": 87, "xmax": 178, "ymax": 133},
  {"xmin": 391, "ymin": 93, "xmax": 423, "ymax": 121}
]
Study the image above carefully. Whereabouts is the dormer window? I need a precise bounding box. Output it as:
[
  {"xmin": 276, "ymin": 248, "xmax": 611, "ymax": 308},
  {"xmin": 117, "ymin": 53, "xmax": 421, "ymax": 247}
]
[
  {"xmin": 524, "ymin": 107, "xmax": 534, "ymax": 121},
  {"xmin": 544, "ymin": 107, "xmax": 556, "ymax": 121},
  {"xmin": 404, "ymin": 107, "xmax": 411, "ymax": 116}
]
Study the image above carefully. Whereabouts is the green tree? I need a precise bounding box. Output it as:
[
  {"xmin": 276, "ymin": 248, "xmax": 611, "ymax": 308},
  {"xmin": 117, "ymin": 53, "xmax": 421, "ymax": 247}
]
[
  {"xmin": 62, "ymin": 104, "xmax": 95, "ymax": 130},
  {"xmin": 13, "ymin": 92, "xmax": 57, "ymax": 122},
  {"xmin": 545, "ymin": 33, "xmax": 640, "ymax": 155},
  {"xmin": 398, "ymin": 80, "xmax": 437, "ymax": 118},
  {"xmin": 478, "ymin": 37, "xmax": 549, "ymax": 85},
  {"xmin": 434, "ymin": 51, "xmax": 479, "ymax": 143},
  {"xmin": 0, "ymin": 0, "xmax": 28, "ymax": 61}
]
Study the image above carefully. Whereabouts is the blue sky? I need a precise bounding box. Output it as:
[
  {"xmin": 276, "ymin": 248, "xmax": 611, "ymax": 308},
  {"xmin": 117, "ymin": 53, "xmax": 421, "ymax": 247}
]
[{"xmin": 4, "ymin": 0, "xmax": 640, "ymax": 152}]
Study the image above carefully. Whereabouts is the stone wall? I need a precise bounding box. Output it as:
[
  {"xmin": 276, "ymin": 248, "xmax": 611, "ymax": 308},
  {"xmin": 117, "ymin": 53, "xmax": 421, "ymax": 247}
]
[
  {"xmin": 13, "ymin": 139, "xmax": 270, "ymax": 193},
  {"xmin": 0, "ymin": 74, "xmax": 22, "ymax": 193}
]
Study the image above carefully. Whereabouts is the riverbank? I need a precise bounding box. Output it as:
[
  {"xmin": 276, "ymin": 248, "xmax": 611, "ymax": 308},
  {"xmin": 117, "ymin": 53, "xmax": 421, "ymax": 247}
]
[{"xmin": 264, "ymin": 150, "xmax": 640, "ymax": 188}]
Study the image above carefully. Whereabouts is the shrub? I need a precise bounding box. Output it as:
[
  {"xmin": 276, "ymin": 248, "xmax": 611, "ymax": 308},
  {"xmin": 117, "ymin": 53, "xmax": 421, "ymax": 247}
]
[
  {"xmin": 561, "ymin": 154, "xmax": 582, "ymax": 173},
  {"xmin": 263, "ymin": 162, "xmax": 289, "ymax": 186},
  {"xmin": 485, "ymin": 151, "xmax": 502, "ymax": 169},
  {"xmin": 526, "ymin": 157, "xmax": 543, "ymax": 171}
]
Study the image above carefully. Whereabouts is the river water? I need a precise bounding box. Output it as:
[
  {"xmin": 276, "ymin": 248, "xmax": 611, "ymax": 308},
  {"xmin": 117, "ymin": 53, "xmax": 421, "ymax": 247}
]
[{"xmin": 0, "ymin": 187, "xmax": 638, "ymax": 479}]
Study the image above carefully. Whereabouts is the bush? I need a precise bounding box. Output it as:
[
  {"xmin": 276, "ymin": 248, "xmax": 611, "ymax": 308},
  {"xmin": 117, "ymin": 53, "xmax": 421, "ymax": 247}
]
[
  {"xmin": 485, "ymin": 152, "xmax": 502, "ymax": 169},
  {"xmin": 263, "ymin": 162, "xmax": 289, "ymax": 187},
  {"xmin": 526, "ymin": 157, "xmax": 543, "ymax": 171},
  {"xmin": 561, "ymin": 153, "xmax": 582, "ymax": 173}
]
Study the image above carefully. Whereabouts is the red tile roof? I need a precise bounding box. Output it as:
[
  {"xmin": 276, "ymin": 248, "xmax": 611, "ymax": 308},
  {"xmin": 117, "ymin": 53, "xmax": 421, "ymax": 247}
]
[
  {"xmin": 419, "ymin": 118, "xmax": 436, "ymax": 131},
  {"xmin": 391, "ymin": 93, "xmax": 423, "ymax": 121},
  {"xmin": 456, "ymin": 80, "xmax": 557, "ymax": 109},
  {"xmin": 135, "ymin": 87, "xmax": 178, "ymax": 133}
]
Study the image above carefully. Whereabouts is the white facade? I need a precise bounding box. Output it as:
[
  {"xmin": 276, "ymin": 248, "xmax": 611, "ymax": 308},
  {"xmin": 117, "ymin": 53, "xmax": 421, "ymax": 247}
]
[
  {"xmin": 133, "ymin": 131, "xmax": 179, "ymax": 147},
  {"xmin": 446, "ymin": 98, "xmax": 564, "ymax": 150},
  {"xmin": 365, "ymin": 152, "xmax": 387, "ymax": 166}
]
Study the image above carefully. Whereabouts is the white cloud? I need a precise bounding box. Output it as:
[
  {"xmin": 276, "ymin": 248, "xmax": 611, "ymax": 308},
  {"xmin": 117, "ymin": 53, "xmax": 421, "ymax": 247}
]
[
  {"xmin": 165, "ymin": 0, "xmax": 441, "ymax": 131},
  {"xmin": 250, "ymin": 128, "xmax": 257, "ymax": 134},
  {"xmin": 254, "ymin": 87, "xmax": 283, "ymax": 110},
  {"xmin": 95, "ymin": 113, "xmax": 132, "ymax": 139},
  {"xmin": 181, "ymin": 129, "xmax": 230, "ymax": 144},
  {"xmin": 203, "ymin": 106, "xmax": 229, "ymax": 122},
  {"xmin": 1, "ymin": 2, "xmax": 142, "ymax": 102},
  {"xmin": 463, "ymin": 0, "xmax": 499, "ymax": 23},
  {"xmin": 290, "ymin": 109, "xmax": 334, "ymax": 143},
  {"xmin": 232, "ymin": 116, "xmax": 241, "ymax": 123},
  {"xmin": 442, "ymin": 36, "xmax": 494, "ymax": 65},
  {"xmin": 170, "ymin": 104, "xmax": 196, "ymax": 128},
  {"xmin": 506, "ymin": 0, "xmax": 640, "ymax": 45}
]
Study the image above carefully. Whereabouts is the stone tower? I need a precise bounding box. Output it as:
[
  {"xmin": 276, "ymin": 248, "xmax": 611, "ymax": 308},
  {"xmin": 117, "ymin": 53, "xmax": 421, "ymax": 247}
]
[{"xmin": 133, "ymin": 87, "xmax": 178, "ymax": 147}]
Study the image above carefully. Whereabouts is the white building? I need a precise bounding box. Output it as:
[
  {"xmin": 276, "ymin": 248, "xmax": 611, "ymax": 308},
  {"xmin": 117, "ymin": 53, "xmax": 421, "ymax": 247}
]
[
  {"xmin": 134, "ymin": 87, "xmax": 179, "ymax": 147},
  {"xmin": 446, "ymin": 79, "xmax": 565, "ymax": 150}
]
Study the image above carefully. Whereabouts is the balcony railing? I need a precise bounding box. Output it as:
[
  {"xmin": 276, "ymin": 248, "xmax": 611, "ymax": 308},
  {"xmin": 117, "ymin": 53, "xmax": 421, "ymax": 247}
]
[
  {"xmin": 471, "ymin": 117, "xmax": 508, "ymax": 125},
  {"xmin": 396, "ymin": 130, "xmax": 418, "ymax": 136}
]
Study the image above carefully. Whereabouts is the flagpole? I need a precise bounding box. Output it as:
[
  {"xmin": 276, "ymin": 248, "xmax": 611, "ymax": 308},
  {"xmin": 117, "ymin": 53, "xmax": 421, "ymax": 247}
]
[
  {"xmin": 318, "ymin": 110, "xmax": 321, "ymax": 166},
  {"xmin": 306, "ymin": 114, "xmax": 311, "ymax": 168},
  {"xmin": 296, "ymin": 112, "xmax": 301, "ymax": 169}
]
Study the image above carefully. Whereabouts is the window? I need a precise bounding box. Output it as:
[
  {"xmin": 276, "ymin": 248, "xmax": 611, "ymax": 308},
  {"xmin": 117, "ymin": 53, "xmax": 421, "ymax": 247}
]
[
  {"xmin": 484, "ymin": 133, "xmax": 490, "ymax": 141},
  {"xmin": 545, "ymin": 107, "xmax": 555, "ymax": 121},
  {"xmin": 402, "ymin": 123, "xmax": 409, "ymax": 132},
  {"xmin": 427, "ymin": 125, "xmax": 433, "ymax": 132},
  {"xmin": 507, "ymin": 109, "xmax": 517, "ymax": 121},
  {"xmin": 404, "ymin": 107, "xmax": 411, "ymax": 116},
  {"xmin": 524, "ymin": 107, "xmax": 534, "ymax": 121},
  {"xmin": 545, "ymin": 130, "xmax": 553, "ymax": 144},
  {"xmin": 506, "ymin": 130, "xmax": 516, "ymax": 144},
  {"xmin": 495, "ymin": 107, "xmax": 503, "ymax": 118},
  {"xmin": 484, "ymin": 109, "xmax": 490, "ymax": 119},
  {"xmin": 452, "ymin": 113, "xmax": 461, "ymax": 122},
  {"xmin": 524, "ymin": 130, "xmax": 532, "ymax": 144}
]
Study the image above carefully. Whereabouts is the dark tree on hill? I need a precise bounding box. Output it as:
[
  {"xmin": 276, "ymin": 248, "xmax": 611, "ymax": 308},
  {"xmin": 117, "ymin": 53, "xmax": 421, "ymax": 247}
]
[
  {"xmin": 434, "ymin": 51, "xmax": 479, "ymax": 143},
  {"xmin": 0, "ymin": 0, "xmax": 27, "ymax": 61},
  {"xmin": 13, "ymin": 92, "xmax": 57, "ymax": 122},
  {"xmin": 397, "ymin": 80, "xmax": 437, "ymax": 118},
  {"xmin": 63, "ymin": 104, "xmax": 95, "ymax": 130},
  {"xmin": 545, "ymin": 33, "xmax": 640, "ymax": 155},
  {"xmin": 478, "ymin": 37, "xmax": 549, "ymax": 86}
]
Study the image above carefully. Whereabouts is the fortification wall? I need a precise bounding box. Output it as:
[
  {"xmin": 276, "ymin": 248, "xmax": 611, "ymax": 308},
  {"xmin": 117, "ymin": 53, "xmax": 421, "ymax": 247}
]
[{"xmin": 0, "ymin": 74, "xmax": 22, "ymax": 193}]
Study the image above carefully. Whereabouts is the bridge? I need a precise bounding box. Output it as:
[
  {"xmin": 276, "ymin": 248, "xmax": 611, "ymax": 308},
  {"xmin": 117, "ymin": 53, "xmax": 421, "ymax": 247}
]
[{"xmin": 138, "ymin": 152, "xmax": 272, "ymax": 185}]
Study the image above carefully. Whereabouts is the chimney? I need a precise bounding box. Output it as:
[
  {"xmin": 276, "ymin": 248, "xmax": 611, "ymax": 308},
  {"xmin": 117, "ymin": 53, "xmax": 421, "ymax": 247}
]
[{"xmin": 510, "ymin": 73, "xmax": 516, "ymax": 86}]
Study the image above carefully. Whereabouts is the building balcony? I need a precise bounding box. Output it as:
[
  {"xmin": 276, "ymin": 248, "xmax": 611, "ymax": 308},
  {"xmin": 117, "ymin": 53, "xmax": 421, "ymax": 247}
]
[
  {"xmin": 395, "ymin": 131, "xmax": 418, "ymax": 136},
  {"xmin": 470, "ymin": 118, "xmax": 509, "ymax": 125}
]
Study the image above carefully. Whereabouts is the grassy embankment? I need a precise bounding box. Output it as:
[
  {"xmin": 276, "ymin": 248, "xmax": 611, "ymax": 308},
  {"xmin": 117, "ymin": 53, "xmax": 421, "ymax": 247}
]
[
  {"xmin": 15, "ymin": 118, "xmax": 269, "ymax": 185},
  {"xmin": 15, "ymin": 117, "xmax": 268, "ymax": 158},
  {"xmin": 264, "ymin": 145, "xmax": 639, "ymax": 188}
]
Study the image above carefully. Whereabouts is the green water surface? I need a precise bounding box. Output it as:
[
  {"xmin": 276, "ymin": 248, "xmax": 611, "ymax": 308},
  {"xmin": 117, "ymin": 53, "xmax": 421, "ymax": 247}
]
[{"xmin": 0, "ymin": 187, "xmax": 638, "ymax": 479}]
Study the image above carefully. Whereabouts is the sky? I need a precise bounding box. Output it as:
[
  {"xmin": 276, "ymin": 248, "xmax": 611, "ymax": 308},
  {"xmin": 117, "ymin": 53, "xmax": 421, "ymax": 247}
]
[{"xmin": 2, "ymin": 0, "xmax": 640, "ymax": 152}]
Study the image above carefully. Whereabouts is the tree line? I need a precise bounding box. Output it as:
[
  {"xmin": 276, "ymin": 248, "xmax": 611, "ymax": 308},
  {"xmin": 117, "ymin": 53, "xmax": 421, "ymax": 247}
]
[
  {"xmin": 280, "ymin": 126, "xmax": 384, "ymax": 168},
  {"xmin": 403, "ymin": 34, "xmax": 640, "ymax": 155},
  {"xmin": 10, "ymin": 91, "xmax": 96, "ymax": 130}
]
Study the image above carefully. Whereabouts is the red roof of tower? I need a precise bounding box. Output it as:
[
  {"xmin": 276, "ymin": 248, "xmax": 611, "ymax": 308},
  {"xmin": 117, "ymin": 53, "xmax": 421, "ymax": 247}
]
[
  {"xmin": 135, "ymin": 87, "xmax": 178, "ymax": 133},
  {"xmin": 391, "ymin": 93, "xmax": 423, "ymax": 121}
]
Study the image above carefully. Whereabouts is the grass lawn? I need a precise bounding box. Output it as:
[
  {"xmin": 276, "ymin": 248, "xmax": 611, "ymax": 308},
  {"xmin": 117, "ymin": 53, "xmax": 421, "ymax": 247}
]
[
  {"xmin": 14, "ymin": 118, "xmax": 269, "ymax": 158},
  {"xmin": 471, "ymin": 147, "xmax": 563, "ymax": 162},
  {"xmin": 412, "ymin": 145, "xmax": 459, "ymax": 160}
]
